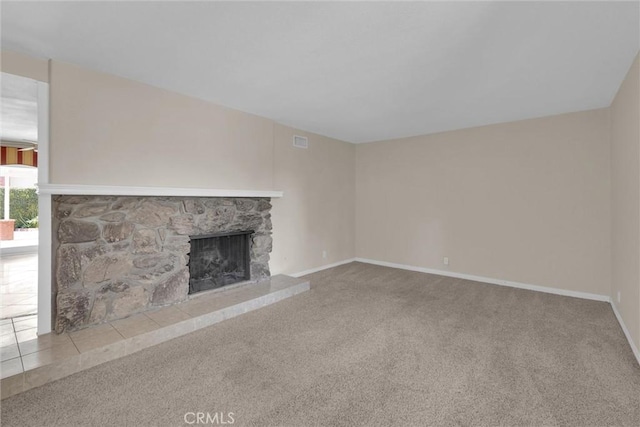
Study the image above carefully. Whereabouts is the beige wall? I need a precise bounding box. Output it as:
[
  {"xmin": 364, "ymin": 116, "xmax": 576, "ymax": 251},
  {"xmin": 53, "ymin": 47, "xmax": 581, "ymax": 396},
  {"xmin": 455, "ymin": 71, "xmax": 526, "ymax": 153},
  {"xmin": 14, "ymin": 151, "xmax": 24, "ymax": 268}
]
[
  {"xmin": 271, "ymin": 124, "xmax": 355, "ymax": 275},
  {"xmin": 611, "ymin": 53, "xmax": 640, "ymax": 351},
  {"xmin": 49, "ymin": 60, "xmax": 274, "ymax": 190},
  {"xmin": 356, "ymin": 109, "xmax": 611, "ymax": 296},
  {"xmin": 45, "ymin": 58, "xmax": 355, "ymax": 276},
  {"xmin": 1, "ymin": 50, "xmax": 49, "ymax": 82}
]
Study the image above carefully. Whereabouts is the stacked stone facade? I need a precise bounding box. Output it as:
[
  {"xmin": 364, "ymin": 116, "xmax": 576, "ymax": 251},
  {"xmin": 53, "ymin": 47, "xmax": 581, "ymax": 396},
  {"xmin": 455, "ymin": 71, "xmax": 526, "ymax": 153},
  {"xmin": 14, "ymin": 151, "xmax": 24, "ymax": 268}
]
[{"xmin": 53, "ymin": 196, "xmax": 272, "ymax": 332}]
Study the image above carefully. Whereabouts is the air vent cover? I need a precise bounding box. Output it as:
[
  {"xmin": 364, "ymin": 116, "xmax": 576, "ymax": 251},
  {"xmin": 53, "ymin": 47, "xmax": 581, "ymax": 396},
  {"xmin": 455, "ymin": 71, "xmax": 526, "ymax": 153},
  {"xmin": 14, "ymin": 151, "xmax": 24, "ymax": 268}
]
[{"xmin": 293, "ymin": 135, "xmax": 308, "ymax": 149}]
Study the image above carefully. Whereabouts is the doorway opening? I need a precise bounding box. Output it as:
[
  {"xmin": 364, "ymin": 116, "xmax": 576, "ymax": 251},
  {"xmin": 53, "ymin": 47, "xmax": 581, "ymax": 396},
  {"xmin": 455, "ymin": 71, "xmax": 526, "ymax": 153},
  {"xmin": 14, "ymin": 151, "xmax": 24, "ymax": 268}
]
[{"xmin": 1, "ymin": 72, "xmax": 40, "ymax": 341}]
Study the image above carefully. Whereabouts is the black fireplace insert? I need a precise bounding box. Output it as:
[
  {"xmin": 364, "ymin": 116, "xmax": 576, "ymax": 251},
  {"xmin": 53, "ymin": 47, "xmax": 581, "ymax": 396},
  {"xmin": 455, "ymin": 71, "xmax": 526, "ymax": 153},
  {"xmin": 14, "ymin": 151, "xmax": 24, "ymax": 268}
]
[{"xmin": 188, "ymin": 230, "xmax": 253, "ymax": 294}]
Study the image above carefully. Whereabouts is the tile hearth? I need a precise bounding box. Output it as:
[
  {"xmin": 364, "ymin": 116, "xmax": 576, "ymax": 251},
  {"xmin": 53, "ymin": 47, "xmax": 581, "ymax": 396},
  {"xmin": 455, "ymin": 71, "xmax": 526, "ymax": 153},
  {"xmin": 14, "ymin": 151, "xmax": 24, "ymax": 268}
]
[{"xmin": 0, "ymin": 274, "xmax": 309, "ymax": 399}]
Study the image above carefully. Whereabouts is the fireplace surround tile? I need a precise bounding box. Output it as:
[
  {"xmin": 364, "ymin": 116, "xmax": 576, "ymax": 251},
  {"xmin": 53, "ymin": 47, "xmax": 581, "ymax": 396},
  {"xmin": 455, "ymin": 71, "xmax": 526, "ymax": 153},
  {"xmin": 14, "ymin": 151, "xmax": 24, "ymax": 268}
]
[
  {"xmin": 192, "ymin": 309, "xmax": 226, "ymax": 330},
  {"xmin": 23, "ymin": 356, "xmax": 82, "ymax": 391},
  {"xmin": 68, "ymin": 324, "xmax": 124, "ymax": 353},
  {"xmin": 144, "ymin": 305, "xmax": 192, "ymax": 327},
  {"xmin": 21, "ymin": 341, "xmax": 80, "ymax": 371},
  {"xmin": 0, "ymin": 371, "xmax": 23, "ymax": 399},
  {"xmin": 110, "ymin": 313, "xmax": 160, "ymax": 339},
  {"xmin": 17, "ymin": 331, "xmax": 72, "ymax": 356},
  {"xmin": 79, "ymin": 341, "xmax": 126, "ymax": 370},
  {"xmin": 173, "ymin": 297, "xmax": 217, "ymax": 318}
]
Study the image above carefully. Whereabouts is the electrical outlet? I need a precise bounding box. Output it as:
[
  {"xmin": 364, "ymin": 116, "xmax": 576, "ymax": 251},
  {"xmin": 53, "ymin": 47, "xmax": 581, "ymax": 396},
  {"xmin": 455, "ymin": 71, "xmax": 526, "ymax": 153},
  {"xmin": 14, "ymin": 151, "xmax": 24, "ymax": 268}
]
[
  {"xmin": 617, "ymin": 291, "xmax": 621, "ymax": 303},
  {"xmin": 443, "ymin": 257, "xmax": 449, "ymax": 266},
  {"xmin": 322, "ymin": 250, "xmax": 327, "ymax": 259}
]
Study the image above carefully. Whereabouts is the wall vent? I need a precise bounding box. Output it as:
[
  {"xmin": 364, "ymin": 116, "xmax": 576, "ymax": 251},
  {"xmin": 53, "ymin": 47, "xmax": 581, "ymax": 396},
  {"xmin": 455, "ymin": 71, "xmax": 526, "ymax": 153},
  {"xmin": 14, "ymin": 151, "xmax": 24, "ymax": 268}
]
[{"xmin": 293, "ymin": 135, "xmax": 308, "ymax": 149}]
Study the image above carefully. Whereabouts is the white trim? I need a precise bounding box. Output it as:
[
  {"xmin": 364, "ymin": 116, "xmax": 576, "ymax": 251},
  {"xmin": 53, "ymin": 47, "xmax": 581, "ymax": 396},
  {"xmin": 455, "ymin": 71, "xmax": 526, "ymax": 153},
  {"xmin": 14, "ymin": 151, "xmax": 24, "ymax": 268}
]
[
  {"xmin": 290, "ymin": 258, "xmax": 356, "ymax": 278},
  {"xmin": 354, "ymin": 257, "xmax": 610, "ymax": 302},
  {"xmin": 37, "ymin": 81, "xmax": 52, "ymax": 335},
  {"xmin": 37, "ymin": 184, "xmax": 283, "ymax": 199},
  {"xmin": 611, "ymin": 302, "xmax": 640, "ymax": 366}
]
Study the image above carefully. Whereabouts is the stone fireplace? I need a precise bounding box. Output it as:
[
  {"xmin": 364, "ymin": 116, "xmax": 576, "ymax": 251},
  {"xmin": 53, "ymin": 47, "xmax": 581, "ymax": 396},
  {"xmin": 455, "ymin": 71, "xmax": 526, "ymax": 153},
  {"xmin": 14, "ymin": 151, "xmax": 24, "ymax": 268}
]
[{"xmin": 53, "ymin": 195, "xmax": 272, "ymax": 333}]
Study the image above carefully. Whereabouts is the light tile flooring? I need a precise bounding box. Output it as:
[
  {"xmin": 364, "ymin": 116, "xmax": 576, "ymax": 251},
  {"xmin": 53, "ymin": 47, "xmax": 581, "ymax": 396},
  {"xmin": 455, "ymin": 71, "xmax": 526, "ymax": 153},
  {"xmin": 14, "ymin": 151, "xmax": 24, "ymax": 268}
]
[
  {"xmin": 0, "ymin": 274, "xmax": 310, "ymax": 399},
  {"xmin": 0, "ymin": 229, "xmax": 39, "ymax": 252},
  {"xmin": 0, "ymin": 254, "xmax": 38, "ymax": 319},
  {"xmin": 1, "ymin": 314, "xmax": 58, "ymax": 377},
  {"xmin": 0, "ymin": 309, "xmax": 190, "ymax": 381}
]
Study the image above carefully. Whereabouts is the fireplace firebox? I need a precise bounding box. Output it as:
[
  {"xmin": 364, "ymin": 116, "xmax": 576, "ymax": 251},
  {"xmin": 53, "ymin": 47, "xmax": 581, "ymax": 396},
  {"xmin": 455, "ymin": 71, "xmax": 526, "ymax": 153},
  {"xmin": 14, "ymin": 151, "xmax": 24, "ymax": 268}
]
[{"xmin": 188, "ymin": 230, "xmax": 253, "ymax": 294}]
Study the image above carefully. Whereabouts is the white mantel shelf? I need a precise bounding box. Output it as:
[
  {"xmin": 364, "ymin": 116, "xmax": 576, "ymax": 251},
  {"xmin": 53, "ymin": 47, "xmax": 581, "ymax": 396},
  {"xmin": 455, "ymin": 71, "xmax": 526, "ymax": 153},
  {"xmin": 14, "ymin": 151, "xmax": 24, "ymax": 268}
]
[{"xmin": 37, "ymin": 184, "xmax": 284, "ymax": 198}]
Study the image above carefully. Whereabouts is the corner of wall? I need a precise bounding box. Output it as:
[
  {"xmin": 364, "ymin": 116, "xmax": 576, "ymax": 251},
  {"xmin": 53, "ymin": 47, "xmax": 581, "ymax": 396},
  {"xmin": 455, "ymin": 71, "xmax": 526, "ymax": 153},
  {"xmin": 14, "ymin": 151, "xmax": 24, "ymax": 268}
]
[
  {"xmin": 609, "ymin": 52, "xmax": 640, "ymax": 360},
  {"xmin": 270, "ymin": 124, "xmax": 356, "ymax": 277}
]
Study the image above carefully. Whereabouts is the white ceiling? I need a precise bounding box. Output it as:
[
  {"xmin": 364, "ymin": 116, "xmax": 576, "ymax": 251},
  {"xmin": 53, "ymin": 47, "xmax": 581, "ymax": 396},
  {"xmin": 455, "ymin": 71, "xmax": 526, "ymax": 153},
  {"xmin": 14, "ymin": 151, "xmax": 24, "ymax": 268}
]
[{"xmin": 1, "ymin": 1, "xmax": 638, "ymax": 143}]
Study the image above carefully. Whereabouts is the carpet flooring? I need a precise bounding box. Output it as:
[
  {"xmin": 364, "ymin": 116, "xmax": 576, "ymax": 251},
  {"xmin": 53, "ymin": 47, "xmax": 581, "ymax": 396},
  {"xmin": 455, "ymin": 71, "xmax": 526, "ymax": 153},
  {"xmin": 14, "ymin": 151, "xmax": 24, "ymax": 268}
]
[{"xmin": 1, "ymin": 262, "xmax": 639, "ymax": 426}]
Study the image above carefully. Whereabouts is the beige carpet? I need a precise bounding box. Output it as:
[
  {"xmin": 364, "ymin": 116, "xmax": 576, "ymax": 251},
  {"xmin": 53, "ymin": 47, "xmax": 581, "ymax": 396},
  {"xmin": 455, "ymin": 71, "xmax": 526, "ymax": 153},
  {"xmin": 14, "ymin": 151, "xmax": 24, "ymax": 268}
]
[{"xmin": 2, "ymin": 262, "xmax": 639, "ymax": 426}]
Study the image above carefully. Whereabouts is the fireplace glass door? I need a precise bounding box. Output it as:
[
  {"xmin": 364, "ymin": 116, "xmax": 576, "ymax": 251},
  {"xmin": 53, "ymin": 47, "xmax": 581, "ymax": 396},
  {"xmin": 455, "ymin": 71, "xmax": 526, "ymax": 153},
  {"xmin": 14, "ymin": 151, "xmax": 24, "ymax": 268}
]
[{"xmin": 188, "ymin": 230, "xmax": 252, "ymax": 294}]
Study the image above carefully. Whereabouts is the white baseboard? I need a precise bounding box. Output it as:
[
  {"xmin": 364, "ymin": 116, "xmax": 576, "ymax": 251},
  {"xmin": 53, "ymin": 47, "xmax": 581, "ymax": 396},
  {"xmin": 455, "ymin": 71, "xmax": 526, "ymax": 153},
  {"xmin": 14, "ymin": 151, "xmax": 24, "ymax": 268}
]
[
  {"xmin": 611, "ymin": 302, "xmax": 640, "ymax": 366},
  {"xmin": 290, "ymin": 258, "xmax": 357, "ymax": 278},
  {"xmin": 354, "ymin": 258, "xmax": 610, "ymax": 302}
]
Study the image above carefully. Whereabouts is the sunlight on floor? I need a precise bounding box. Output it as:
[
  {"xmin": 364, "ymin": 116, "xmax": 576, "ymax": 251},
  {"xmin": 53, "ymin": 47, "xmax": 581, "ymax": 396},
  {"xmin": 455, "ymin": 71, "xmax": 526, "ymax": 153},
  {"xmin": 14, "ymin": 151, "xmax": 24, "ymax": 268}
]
[{"xmin": 1, "ymin": 253, "xmax": 38, "ymax": 320}]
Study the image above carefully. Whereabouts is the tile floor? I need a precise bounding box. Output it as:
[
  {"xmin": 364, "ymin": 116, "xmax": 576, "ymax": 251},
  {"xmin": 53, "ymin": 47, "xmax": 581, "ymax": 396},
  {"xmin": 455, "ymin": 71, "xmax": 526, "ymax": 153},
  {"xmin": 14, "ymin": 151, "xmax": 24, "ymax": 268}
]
[
  {"xmin": 0, "ymin": 309, "xmax": 188, "ymax": 383},
  {"xmin": 0, "ymin": 274, "xmax": 310, "ymax": 399},
  {"xmin": 0, "ymin": 229, "xmax": 39, "ymax": 252},
  {"xmin": 0, "ymin": 253, "xmax": 38, "ymax": 320}
]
